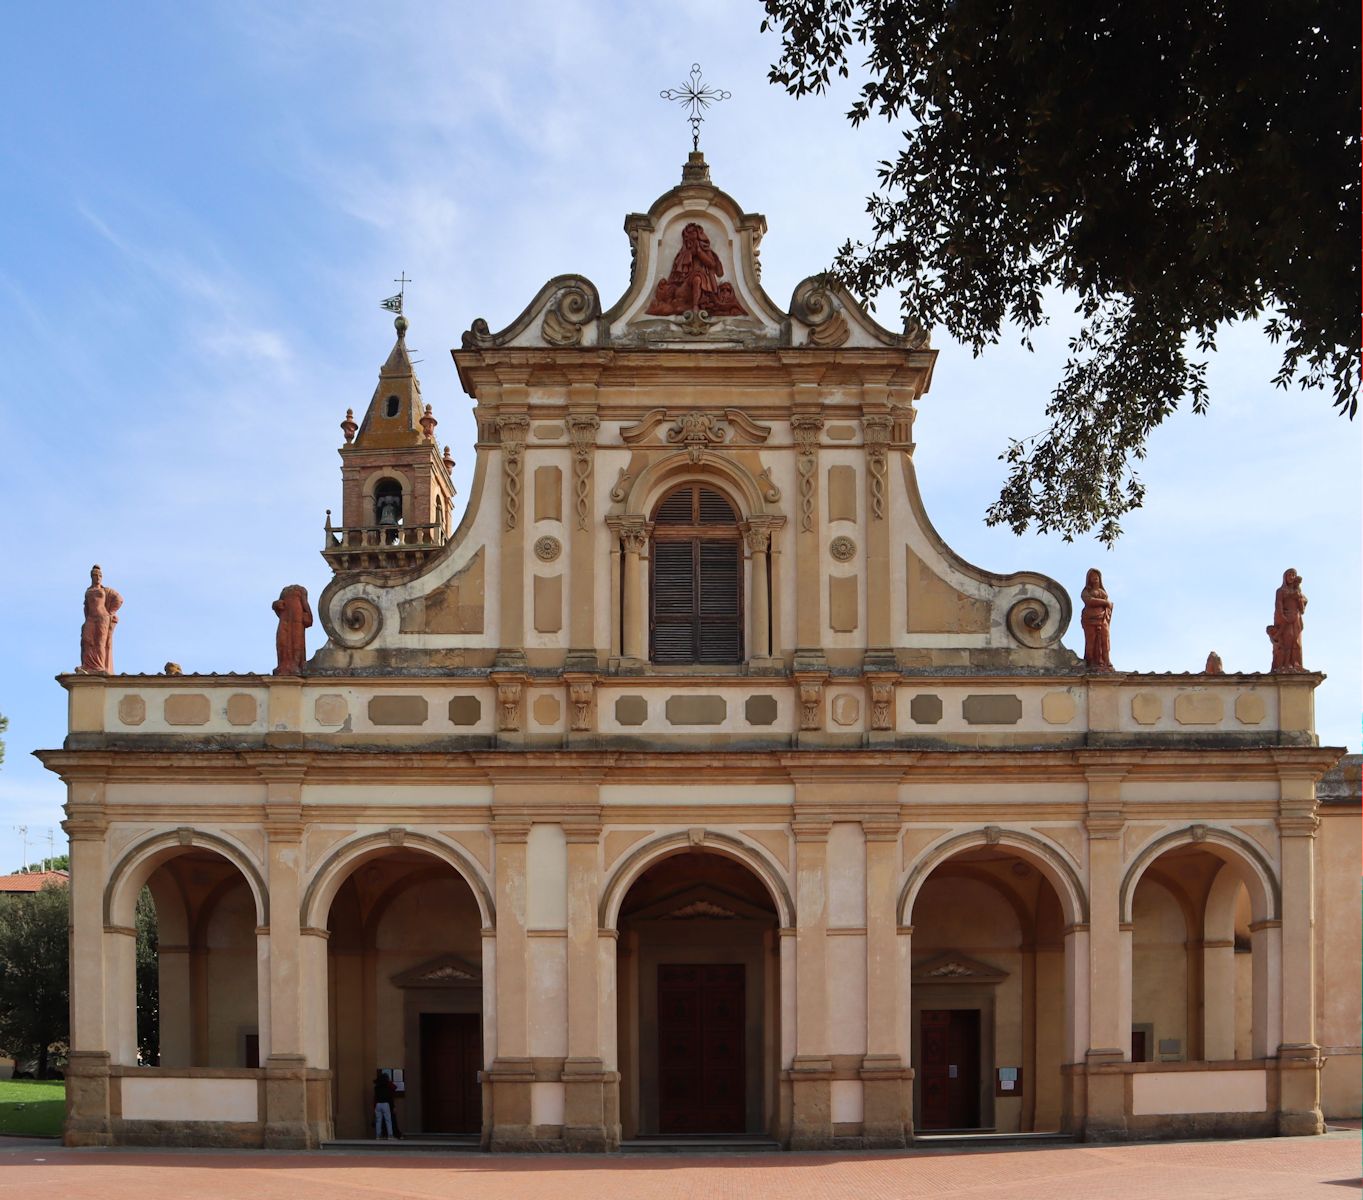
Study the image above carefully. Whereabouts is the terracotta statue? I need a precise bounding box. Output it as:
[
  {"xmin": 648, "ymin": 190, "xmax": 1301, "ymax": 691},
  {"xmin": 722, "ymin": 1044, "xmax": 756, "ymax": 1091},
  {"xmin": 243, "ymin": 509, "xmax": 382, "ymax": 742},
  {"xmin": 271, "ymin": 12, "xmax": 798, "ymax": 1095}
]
[
  {"xmin": 78, "ymin": 565, "xmax": 123, "ymax": 674},
  {"xmin": 272, "ymin": 584, "xmax": 313, "ymax": 676},
  {"xmin": 1267, "ymin": 568, "xmax": 1307, "ymax": 672},
  {"xmin": 1080, "ymin": 568, "xmax": 1113, "ymax": 672},
  {"xmin": 646, "ymin": 222, "xmax": 747, "ymax": 317},
  {"xmin": 1204, "ymin": 651, "xmax": 1224, "ymax": 675}
]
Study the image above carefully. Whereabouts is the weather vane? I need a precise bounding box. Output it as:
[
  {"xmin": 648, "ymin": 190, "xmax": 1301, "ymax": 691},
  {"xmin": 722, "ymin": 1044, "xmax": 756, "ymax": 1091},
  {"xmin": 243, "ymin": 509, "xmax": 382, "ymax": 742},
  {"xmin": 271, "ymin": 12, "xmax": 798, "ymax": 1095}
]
[
  {"xmin": 380, "ymin": 271, "xmax": 410, "ymax": 316},
  {"xmin": 661, "ymin": 63, "xmax": 731, "ymax": 153}
]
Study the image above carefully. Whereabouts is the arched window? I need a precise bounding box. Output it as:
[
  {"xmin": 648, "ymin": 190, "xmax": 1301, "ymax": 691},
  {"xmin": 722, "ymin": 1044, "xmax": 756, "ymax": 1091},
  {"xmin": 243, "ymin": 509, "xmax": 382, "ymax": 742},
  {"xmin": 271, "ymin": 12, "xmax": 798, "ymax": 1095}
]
[
  {"xmin": 650, "ymin": 484, "xmax": 743, "ymax": 664},
  {"xmin": 373, "ymin": 478, "xmax": 403, "ymax": 527}
]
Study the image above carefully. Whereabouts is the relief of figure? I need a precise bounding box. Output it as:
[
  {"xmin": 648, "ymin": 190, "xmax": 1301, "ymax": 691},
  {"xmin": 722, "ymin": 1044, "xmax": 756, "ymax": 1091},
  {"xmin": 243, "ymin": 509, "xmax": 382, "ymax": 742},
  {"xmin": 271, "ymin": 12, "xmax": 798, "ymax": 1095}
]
[
  {"xmin": 273, "ymin": 584, "xmax": 313, "ymax": 676},
  {"xmin": 78, "ymin": 565, "xmax": 123, "ymax": 674},
  {"xmin": 1080, "ymin": 568, "xmax": 1113, "ymax": 672},
  {"xmin": 646, "ymin": 222, "xmax": 747, "ymax": 317},
  {"xmin": 1267, "ymin": 568, "xmax": 1307, "ymax": 672}
]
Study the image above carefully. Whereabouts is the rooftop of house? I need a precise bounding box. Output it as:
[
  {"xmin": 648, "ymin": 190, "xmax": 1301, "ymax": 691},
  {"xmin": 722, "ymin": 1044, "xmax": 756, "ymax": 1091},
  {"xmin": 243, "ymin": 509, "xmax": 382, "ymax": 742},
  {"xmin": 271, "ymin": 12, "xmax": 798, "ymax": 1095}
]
[{"xmin": 0, "ymin": 870, "xmax": 69, "ymax": 894}]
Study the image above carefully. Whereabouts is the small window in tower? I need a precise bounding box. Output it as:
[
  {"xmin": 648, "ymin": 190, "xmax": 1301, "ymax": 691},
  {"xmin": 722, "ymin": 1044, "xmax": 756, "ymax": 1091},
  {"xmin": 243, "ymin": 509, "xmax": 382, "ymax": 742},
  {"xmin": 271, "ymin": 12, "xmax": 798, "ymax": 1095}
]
[{"xmin": 384, "ymin": 394, "xmax": 400, "ymax": 418}]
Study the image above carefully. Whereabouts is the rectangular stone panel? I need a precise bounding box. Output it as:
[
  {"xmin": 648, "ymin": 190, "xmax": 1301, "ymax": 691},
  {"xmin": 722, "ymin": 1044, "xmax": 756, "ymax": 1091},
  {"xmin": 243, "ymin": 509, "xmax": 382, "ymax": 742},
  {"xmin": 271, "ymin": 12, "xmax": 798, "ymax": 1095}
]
[
  {"xmin": 909, "ymin": 693, "xmax": 943, "ymax": 725},
  {"xmin": 533, "ymin": 574, "xmax": 563, "ymax": 633},
  {"xmin": 448, "ymin": 696, "xmax": 482, "ymax": 726},
  {"xmin": 1174, "ymin": 692, "xmax": 1225, "ymax": 725},
  {"xmin": 827, "ymin": 465, "xmax": 857, "ymax": 523},
  {"xmin": 368, "ymin": 695, "xmax": 429, "ymax": 726},
  {"xmin": 225, "ymin": 694, "xmax": 258, "ymax": 726},
  {"xmin": 534, "ymin": 466, "xmax": 562, "ymax": 522},
  {"xmin": 744, "ymin": 695, "xmax": 779, "ymax": 726},
  {"xmin": 962, "ymin": 694, "xmax": 1023, "ymax": 725},
  {"xmin": 614, "ymin": 695, "xmax": 648, "ymax": 726},
  {"xmin": 829, "ymin": 575, "xmax": 858, "ymax": 632},
  {"xmin": 163, "ymin": 694, "xmax": 210, "ymax": 726},
  {"xmin": 664, "ymin": 695, "xmax": 727, "ymax": 725}
]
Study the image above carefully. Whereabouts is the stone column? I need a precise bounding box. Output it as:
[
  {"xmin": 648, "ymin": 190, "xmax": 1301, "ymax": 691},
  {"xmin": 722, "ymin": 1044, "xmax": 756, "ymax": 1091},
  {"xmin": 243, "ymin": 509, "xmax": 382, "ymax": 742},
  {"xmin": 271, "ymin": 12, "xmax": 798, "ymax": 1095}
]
[
  {"xmin": 617, "ymin": 520, "xmax": 649, "ymax": 663},
  {"xmin": 1083, "ymin": 770, "xmax": 1127, "ymax": 1139},
  {"xmin": 260, "ymin": 783, "xmax": 315, "ymax": 1149},
  {"xmin": 861, "ymin": 407, "xmax": 895, "ymax": 669},
  {"xmin": 563, "ymin": 819, "xmax": 616, "ymax": 1150},
  {"xmin": 862, "ymin": 816, "xmax": 908, "ymax": 1146},
  {"xmin": 565, "ymin": 405, "xmax": 600, "ymax": 669},
  {"xmin": 495, "ymin": 408, "xmax": 530, "ymax": 667},
  {"xmin": 744, "ymin": 523, "xmax": 772, "ymax": 663},
  {"xmin": 1202, "ymin": 938, "xmax": 1238, "ymax": 1061},
  {"xmin": 488, "ymin": 816, "xmax": 534, "ymax": 1149},
  {"xmin": 63, "ymin": 804, "xmax": 112, "ymax": 1146},
  {"xmin": 790, "ymin": 407, "xmax": 825, "ymax": 666},
  {"xmin": 789, "ymin": 815, "xmax": 832, "ymax": 1149},
  {"xmin": 1276, "ymin": 778, "xmax": 1323, "ymax": 1135}
]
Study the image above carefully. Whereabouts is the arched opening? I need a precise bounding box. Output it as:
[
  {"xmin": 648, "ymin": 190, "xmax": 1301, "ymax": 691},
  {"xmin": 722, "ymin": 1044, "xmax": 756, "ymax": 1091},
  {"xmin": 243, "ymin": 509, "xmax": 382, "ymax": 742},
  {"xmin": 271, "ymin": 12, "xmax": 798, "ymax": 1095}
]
[
  {"xmin": 1129, "ymin": 845, "xmax": 1264, "ymax": 1064},
  {"xmin": 907, "ymin": 846, "xmax": 1068, "ymax": 1133},
  {"xmin": 131, "ymin": 848, "xmax": 261, "ymax": 1069},
  {"xmin": 324, "ymin": 848, "xmax": 486, "ymax": 1140},
  {"xmin": 650, "ymin": 483, "xmax": 743, "ymax": 664},
  {"xmin": 615, "ymin": 850, "xmax": 780, "ymax": 1139},
  {"xmin": 373, "ymin": 477, "xmax": 404, "ymax": 533}
]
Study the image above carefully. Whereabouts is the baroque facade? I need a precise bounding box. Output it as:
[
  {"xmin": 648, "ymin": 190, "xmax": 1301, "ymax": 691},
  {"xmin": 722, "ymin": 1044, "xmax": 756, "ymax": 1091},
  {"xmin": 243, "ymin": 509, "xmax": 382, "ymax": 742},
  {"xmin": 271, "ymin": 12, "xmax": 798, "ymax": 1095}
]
[{"xmin": 42, "ymin": 154, "xmax": 1358, "ymax": 1150}]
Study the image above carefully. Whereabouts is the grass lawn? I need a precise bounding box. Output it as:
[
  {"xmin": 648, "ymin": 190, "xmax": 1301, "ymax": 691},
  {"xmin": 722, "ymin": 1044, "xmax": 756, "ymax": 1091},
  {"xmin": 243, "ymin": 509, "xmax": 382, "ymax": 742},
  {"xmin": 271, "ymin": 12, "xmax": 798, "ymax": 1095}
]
[{"xmin": 0, "ymin": 1079, "xmax": 65, "ymax": 1137}]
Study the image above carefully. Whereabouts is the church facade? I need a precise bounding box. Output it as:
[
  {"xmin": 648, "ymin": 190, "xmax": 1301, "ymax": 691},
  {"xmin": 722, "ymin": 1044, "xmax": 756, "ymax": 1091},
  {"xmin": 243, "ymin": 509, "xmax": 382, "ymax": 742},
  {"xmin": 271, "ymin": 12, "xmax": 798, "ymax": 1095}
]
[{"xmin": 42, "ymin": 155, "xmax": 1358, "ymax": 1151}]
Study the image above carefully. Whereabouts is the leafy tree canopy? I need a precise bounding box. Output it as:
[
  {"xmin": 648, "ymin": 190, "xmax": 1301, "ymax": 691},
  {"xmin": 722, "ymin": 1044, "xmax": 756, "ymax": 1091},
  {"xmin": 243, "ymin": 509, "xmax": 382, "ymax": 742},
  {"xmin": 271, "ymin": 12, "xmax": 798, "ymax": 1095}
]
[
  {"xmin": 0, "ymin": 885, "xmax": 68, "ymax": 1077},
  {"xmin": 762, "ymin": 0, "xmax": 1360, "ymax": 542}
]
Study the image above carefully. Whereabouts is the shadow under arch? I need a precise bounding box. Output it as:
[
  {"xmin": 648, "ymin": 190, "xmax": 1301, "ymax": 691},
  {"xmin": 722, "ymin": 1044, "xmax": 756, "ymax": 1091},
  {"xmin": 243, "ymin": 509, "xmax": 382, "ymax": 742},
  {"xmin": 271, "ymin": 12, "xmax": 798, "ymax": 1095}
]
[
  {"xmin": 104, "ymin": 828, "xmax": 269, "ymax": 929},
  {"xmin": 600, "ymin": 830, "xmax": 794, "ymax": 930},
  {"xmin": 1119, "ymin": 824, "xmax": 1279, "ymax": 924},
  {"xmin": 300, "ymin": 829, "xmax": 495, "ymax": 932},
  {"xmin": 899, "ymin": 827, "xmax": 1088, "ymax": 928}
]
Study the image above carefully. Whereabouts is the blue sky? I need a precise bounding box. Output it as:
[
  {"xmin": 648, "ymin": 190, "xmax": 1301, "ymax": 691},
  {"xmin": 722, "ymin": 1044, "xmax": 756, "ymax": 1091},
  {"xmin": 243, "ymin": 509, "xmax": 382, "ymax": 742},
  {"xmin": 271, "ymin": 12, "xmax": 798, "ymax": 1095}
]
[{"xmin": 1, "ymin": 2, "xmax": 1357, "ymax": 873}]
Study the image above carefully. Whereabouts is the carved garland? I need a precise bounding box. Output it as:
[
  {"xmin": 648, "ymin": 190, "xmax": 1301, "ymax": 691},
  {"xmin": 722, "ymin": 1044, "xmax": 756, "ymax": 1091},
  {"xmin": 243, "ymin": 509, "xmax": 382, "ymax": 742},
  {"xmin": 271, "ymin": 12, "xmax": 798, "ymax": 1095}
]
[
  {"xmin": 790, "ymin": 415, "xmax": 824, "ymax": 532},
  {"xmin": 496, "ymin": 415, "xmax": 530, "ymax": 531},
  {"xmin": 863, "ymin": 415, "xmax": 892, "ymax": 521},
  {"xmin": 567, "ymin": 414, "xmax": 600, "ymax": 531}
]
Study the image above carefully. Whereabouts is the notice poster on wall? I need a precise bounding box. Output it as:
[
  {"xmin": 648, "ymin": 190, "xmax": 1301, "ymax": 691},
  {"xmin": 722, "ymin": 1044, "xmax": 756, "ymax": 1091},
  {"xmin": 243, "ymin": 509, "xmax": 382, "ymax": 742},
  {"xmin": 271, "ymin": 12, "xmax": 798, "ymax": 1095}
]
[
  {"xmin": 381, "ymin": 1067, "xmax": 406, "ymax": 1095},
  {"xmin": 996, "ymin": 1066, "xmax": 1021, "ymax": 1096}
]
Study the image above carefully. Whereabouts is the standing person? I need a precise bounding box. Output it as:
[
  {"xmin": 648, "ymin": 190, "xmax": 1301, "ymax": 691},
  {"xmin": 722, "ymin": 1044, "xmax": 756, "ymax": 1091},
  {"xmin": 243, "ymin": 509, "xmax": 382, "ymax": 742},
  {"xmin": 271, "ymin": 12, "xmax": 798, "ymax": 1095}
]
[{"xmin": 373, "ymin": 1069, "xmax": 395, "ymax": 1140}]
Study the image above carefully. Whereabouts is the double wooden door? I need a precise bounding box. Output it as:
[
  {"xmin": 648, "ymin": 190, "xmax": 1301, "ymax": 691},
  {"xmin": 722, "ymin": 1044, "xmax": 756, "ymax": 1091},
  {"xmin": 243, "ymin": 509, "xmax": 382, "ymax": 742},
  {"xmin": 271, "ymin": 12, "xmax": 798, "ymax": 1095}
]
[
  {"xmin": 919, "ymin": 1008, "xmax": 981, "ymax": 1130},
  {"xmin": 420, "ymin": 1012, "xmax": 481, "ymax": 1134},
  {"xmin": 657, "ymin": 964, "xmax": 746, "ymax": 1133}
]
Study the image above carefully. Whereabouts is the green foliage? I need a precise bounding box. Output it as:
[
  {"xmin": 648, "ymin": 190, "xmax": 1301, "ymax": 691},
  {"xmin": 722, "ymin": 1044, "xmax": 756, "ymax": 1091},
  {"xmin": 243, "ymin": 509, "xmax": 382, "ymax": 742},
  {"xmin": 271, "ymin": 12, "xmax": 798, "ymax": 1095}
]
[
  {"xmin": 763, "ymin": 0, "xmax": 1361, "ymax": 542},
  {"xmin": 0, "ymin": 885, "xmax": 68, "ymax": 1078},
  {"xmin": 0, "ymin": 1078, "xmax": 65, "ymax": 1137},
  {"xmin": 135, "ymin": 887, "xmax": 159, "ymax": 1065}
]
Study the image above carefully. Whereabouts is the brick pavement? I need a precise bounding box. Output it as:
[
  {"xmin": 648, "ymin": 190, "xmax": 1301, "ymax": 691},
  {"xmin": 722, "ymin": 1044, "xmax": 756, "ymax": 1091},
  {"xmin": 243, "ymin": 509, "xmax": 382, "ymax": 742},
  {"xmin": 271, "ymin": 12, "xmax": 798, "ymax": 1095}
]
[{"xmin": 0, "ymin": 1131, "xmax": 1356, "ymax": 1200}]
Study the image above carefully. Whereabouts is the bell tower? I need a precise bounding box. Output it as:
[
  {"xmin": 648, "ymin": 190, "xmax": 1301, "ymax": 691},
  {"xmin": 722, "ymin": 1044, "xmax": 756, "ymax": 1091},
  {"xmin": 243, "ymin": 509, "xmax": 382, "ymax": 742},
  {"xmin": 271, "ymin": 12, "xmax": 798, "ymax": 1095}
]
[{"xmin": 323, "ymin": 313, "xmax": 456, "ymax": 573}]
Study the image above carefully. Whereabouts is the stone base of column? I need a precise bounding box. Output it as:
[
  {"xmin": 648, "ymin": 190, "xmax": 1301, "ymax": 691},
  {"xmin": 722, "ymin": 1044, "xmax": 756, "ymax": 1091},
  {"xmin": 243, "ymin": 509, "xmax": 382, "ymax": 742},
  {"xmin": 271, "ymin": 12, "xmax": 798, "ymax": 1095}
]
[
  {"xmin": 562, "ymin": 1059, "xmax": 621, "ymax": 1152},
  {"xmin": 1277, "ymin": 1047, "xmax": 1324, "ymax": 1136},
  {"xmin": 861, "ymin": 1056, "xmax": 912, "ymax": 1148},
  {"xmin": 63, "ymin": 1050, "xmax": 112, "ymax": 1147},
  {"xmin": 263, "ymin": 1055, "xmax": 319, "ymax": 1149},
  {"xmin": 1078, "ymin": 1051, "xmax": 1127, "ymax": 1141},
  {"xmin": 486, "ymin": 1058, "xmax": 539, "ymax": 1151},
  {"xmin": 787, "ymin": 1056, "xmax": 834, "ymax": 1149}
]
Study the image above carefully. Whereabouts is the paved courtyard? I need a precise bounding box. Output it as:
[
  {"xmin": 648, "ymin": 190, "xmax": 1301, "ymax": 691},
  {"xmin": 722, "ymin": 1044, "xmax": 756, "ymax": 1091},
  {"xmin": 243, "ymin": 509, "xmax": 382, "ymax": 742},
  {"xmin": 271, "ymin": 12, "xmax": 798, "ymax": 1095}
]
[{"xmin": 0, "ymin": 1132, "xmax": 1358, "ymax": 1200}]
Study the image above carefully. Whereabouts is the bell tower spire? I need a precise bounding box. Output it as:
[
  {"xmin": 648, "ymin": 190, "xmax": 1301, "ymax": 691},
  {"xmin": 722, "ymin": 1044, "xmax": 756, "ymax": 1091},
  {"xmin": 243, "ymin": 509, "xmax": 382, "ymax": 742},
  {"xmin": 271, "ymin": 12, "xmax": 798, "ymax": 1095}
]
[{"xmin": 323, "ymin": 305, "xmax": 456, "ymax": 573}]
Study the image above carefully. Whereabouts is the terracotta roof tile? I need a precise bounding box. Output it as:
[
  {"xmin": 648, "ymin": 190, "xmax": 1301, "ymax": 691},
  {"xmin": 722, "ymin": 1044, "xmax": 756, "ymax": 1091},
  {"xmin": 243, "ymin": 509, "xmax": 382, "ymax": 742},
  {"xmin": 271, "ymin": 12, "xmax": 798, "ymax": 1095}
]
[{"xmin": 0, "ymin": 871, "xmax": 69, "ymax": 893}]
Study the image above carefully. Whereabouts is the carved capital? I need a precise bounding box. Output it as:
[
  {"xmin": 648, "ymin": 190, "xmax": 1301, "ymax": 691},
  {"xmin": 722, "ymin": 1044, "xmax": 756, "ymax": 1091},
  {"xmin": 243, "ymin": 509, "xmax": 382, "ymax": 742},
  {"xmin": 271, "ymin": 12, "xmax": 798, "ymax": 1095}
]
[
  {"xmin": 795, "ymin": 677, "xmax": 825, "ymax": 731},
  {"xmin": 867, "ymin": 677, "xmax": 896, "ymax": 731},
  {"xmin": 742, "ymin": 524, "xmax": 771, "ymax": 554},
  {"xmin": 616, "ymin": 518, "xmax": 650, "ymax": 556},
  {"xmin": 494, "ymin": 679, "xmax": 524, "ymax": 732},
  {"xmin": 568, "ymin": 679, "xmax": 595, "ymax": 733}
]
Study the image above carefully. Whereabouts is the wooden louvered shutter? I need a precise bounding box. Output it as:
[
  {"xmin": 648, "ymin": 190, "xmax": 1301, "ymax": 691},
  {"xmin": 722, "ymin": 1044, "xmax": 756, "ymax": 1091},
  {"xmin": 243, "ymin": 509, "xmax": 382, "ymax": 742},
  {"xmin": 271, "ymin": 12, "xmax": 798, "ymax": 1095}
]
[{"xmin": 649, "ymin": 484, "xmax": 743, "ymax": 665}]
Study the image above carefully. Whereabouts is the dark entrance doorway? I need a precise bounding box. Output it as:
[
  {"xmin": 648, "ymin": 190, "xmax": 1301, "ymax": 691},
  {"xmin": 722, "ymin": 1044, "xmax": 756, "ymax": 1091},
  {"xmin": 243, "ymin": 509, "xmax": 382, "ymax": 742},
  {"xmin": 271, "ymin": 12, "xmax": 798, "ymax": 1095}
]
[
  {"xmin": 657, "ymin": 963, "xmax": 746, "ymax": 1133},
  {"xmin": 419, "ymin": 1012, "xmax": 481, "ymax": 1134},
  {"xmin": 919, "ymin": 1009, "xmax": 981, "ymax": 1129}
]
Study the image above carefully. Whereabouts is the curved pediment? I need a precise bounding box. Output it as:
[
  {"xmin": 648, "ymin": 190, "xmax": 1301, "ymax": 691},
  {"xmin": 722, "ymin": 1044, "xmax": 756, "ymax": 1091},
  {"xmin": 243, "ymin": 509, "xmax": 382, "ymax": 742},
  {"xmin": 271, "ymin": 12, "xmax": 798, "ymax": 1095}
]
[{"xmin": 458, "ymin": 154, "xmax": 922, "ymax": 352}]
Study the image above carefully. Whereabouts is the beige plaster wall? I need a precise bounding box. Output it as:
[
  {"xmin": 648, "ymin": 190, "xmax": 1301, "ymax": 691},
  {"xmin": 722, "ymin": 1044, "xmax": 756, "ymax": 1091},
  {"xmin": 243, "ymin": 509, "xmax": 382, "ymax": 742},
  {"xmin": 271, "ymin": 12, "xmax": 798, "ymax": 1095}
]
[
  {"xmin": 120, "ymin": 1076, "xmax": 259, "ymax": 1122},
  {"xmin": 203, "ymin": 881, "xmax": 259, "ymax": 1068},
  {"xmin": 1317, "ymin": 806, "xmax": 1362, "ymax": 1117},
  {"xmin": 1131, "ymin": 879, "xmax": 1189, "ymax": 1060},
  {"xmin": 1130, "ymin": 1069, "xmax": 1267, "ymax": 1116}
]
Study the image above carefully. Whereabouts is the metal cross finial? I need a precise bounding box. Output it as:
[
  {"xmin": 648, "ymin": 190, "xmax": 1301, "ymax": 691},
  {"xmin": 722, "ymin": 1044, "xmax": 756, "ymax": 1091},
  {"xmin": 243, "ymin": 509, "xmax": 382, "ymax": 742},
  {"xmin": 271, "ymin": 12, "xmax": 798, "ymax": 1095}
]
[
  {"xmin": 661, "ymin": 63, "xmax": 731, "ymax": 153},
  {"xmin": 380, "ymin": 272, "xmax": 410, "ymax": 316}
]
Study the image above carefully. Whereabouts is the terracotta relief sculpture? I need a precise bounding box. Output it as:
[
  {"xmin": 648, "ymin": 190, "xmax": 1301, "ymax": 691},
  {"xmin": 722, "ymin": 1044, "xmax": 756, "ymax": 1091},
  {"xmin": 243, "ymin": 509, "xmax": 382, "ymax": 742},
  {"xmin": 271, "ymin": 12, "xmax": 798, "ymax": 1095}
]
[
  {"xmin": 646, "ymin": 222, "xmax": 746, "ymax": 317},
  {"xmin": 1080, "ymin": 568, "xmax": 1113, "ymax": 672},
  {"xmin": 77, "ymin": 565, "xmax": 123, "ymax": 674},
  {"xmin": 1267, "ymin": 568, "xmax": 1307, "ymax": 672},
  {"xmin": 272, "ymin": 584, "xmax": 314, "ymax": 676}
]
